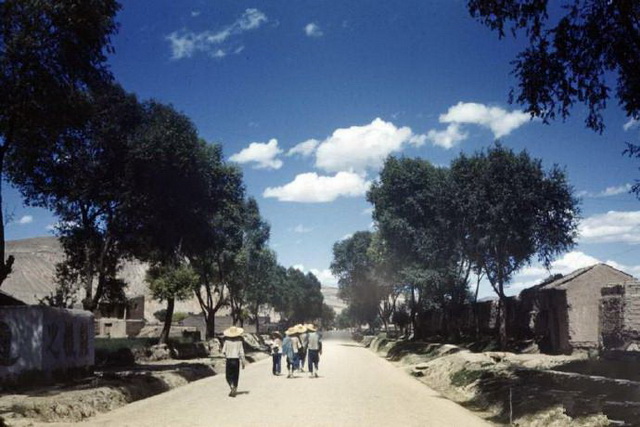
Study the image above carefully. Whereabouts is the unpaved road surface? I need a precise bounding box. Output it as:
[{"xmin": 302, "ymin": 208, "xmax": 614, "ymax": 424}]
[{"xmin": 49, "ymin": 335, "xmax": 489, "ymax": 426}]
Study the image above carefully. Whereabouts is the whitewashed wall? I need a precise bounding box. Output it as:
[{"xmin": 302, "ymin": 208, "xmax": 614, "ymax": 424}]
[{"xmin": 0, "ymin": 306, "xmax": 94, "ymax": 384}]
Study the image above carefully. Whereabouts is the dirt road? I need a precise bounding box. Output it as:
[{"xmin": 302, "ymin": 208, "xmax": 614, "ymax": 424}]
[{"xmin": 52, "ymin": 335, "xmax": 489, "ymax": 426}]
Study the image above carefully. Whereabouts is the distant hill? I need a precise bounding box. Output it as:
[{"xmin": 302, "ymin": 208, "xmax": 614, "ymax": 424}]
[
  {"xmin": 1, "ymin": 236, "xmax": 347, "ymax": 319},
  {"xmin": 320, "ymin": 286, "xmax": 346, "ymax": 315},
  {"xmin": 1, "ymin": 236, "xmax": 199, "ymax": 319}
]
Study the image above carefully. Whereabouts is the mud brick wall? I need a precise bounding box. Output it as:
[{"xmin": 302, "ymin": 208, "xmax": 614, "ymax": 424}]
[{"xmin": 600, "ymin": 282, "xmax": 640, "ymax": 351}]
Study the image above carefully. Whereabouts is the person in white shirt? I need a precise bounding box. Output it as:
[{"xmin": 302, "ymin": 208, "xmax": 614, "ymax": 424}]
[
  {"xmin": 271, "ymin": 331, "xmax": 283, "ymax": 375},
  {"xmin": 221, "ymin": 326, "xmax": 246, "ymax": 397},
  {"xmin": 306, "ymin": 324, "xmax": 322, "ymax": 378}
]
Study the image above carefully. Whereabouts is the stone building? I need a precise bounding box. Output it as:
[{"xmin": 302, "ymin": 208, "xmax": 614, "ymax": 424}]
[{"xmin": 521, "ymin": 263, "xmax": 634, "ymax": 354}]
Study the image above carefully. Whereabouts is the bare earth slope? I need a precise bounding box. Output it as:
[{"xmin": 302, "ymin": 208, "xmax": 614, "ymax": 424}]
[{"xmin": 43, "ymin": 336, "xmax": 488, "ymax": 427}]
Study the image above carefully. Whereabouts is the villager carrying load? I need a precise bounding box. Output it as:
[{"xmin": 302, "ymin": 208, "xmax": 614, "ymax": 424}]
[{"xmin": 221, "ymin": 326, "xmax": 246, "ymax": 397}]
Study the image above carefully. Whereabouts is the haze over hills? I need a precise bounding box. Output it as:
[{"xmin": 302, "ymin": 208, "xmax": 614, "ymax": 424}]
[{"xmin": 1, "ymin": 236, "xmax": 345, "ymax": 319}]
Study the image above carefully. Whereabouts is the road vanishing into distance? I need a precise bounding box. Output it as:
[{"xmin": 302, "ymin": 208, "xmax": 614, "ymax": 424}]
[{"xmin": 50, "ymin": 332, "xmax": 489, "ymax": 427}]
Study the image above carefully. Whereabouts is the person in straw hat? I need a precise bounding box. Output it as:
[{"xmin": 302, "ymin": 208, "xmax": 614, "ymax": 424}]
[
  {"xmin": 282, "ymin": 327, "xmax": 301, "ymax": 378},
  {"xmin": 222, "ymin": 326, "xmax": 246, "ymax": 397},
  {"xmin": 306, "ymin": 324, "xmax": 322, "ymax": 378}
]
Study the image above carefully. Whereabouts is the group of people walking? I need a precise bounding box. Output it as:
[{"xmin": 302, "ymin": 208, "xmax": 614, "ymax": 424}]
[
  {"xmin": 220, "ymin": 323, "xmax": 323, "ymax": 398},
  {"xmin": 270, "ymin": 323, "xmax": 322, "ymax": 378}
]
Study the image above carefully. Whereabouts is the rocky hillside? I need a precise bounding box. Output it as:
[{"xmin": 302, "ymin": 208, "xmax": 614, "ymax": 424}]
[{"xmin": 2, "ymin": 236, "xmax": 346, "ymax": 320}]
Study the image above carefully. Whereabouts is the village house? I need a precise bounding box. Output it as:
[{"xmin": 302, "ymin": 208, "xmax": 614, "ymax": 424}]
[{"xmin": 520, "ymin": 263, "xmax": 635, "ymax": 354}]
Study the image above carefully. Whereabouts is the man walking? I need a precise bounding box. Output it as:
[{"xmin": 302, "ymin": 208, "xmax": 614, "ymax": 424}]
[
  {"xmin": 306, "ymin": 324, "xmax": 322, "ymax": 378},
  {"xmin": 221, "ymin": 326, "xmax": 246, "ymax": 397}
]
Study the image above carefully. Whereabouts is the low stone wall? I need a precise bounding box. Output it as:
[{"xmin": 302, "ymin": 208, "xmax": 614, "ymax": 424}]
[{"xmin": 0, "ymin": 306, "xmax": 94, "ymax": 387}]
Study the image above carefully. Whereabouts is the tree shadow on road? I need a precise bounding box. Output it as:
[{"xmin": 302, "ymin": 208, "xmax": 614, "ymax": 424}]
[{"xmin": 338, "ymin": 343, "xmax": 363, "ymax": 348}]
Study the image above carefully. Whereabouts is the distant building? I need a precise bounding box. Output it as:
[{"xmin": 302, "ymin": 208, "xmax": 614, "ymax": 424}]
[{"xmin": 520, "ymin": 263, "xmax": 634, "ymax": 354}]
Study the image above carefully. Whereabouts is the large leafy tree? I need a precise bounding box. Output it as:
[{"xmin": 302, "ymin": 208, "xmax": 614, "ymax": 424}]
[
  {"xmin": 467, "ymin": 1, "xmax": 640, "ymax": 197},
  {"xmin": 275, "ymin": 267, "xmax": 324, "ymax": 325},
  {"xmin": 468, "ymin": 0, "xmax": 640, "ymax": 132},
  {"xmin": 0, "ymin": 0, "xmax": 120, "ymax": 287},
  {"xmin": 227, "ymin": 197, "xmax": 270, "ymax": 326},
  {"xmin": 451, "ymin": 144, "xmax": 580, "ymax": 347},
  {"xmin": 331, "ymin": 231, "xmax": 381, "ymax": 329},
  {"xmin": 367, "ymin": 156, "xmax": 472, "ymax": 338},
  {"xmin": 9, "ymin": 84, "xmax": 142, "ymax": 310},
  {"xmin": 130, "ymin": 102, "xmax": 217, "ymax": 343},
  {"xmin": 188, "ymin": 147, "xmax": 245, "ymax": 339},
  {"xmin": 244, "ymin": 248, "xmax": 279, "ymax": 334}
]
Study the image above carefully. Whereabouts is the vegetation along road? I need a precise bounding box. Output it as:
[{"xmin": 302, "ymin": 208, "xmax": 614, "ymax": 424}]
[{"xmin": 46, "ymin": 335, "xmax": 488, "ymax": 427}]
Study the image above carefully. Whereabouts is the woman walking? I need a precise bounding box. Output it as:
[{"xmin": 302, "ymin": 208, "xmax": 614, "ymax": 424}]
[{"xmin": 221, "ymin": 326, "xmax": 246, "ymax": 397}]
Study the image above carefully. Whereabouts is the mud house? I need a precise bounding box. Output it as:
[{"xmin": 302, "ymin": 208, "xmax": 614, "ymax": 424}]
[{"xmin": 520, "ymin": 263, "xmax": 634, "ymax": 354}]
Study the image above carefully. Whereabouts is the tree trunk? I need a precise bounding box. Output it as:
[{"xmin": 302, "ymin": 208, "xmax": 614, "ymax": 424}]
[
  {"xmin": 0, "ymin": 145, "xmax": 15, "ymax": 288},
  {"xmin": 205, "ymin": 310, "xmax": 216, "ymax": 339},
  {"xmin": 498, "ymin": 296, "xmax": 507, "ymax": 350},
  {"xmin": 410, "ymin": 284, "xmax": 418, "ymax": 340},
  {"xmin": 159, "ymin": 297, "xmax": 175, "ymax": 344},
  {"xmin": 473, "ymin": 274, "xmax": 481, "ymax": 338}
]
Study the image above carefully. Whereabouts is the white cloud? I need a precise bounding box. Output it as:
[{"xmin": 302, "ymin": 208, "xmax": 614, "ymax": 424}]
[
  {"xmin": 579, "ymin": 183, "xmax": 632, "ymax": 198},
  {"xmin": 287, "ymin": 139, "xmax": 320, "ymax": 157},
  {"xmin": 340, "ymin": 233, "xmax": 353, "ymax": 241},
  {"xmin": 579, "ymin": 211, "xmax": 640, "ymax": 244},
  {"xmin": 166, "ymin": 8, "xmax": 267, "ymax": 59},
  {"xmin": 309, "ymin": 268, "xmax": 338, "ymax": 286},
  {"xmin": 16, "ymin": 215, "xmax": 33, "ymax": 225},
  {"xmin": 191, "ymin": 10, "xmax": 201, "ymax": 18},
  {"xmin": 230, "ymin": 138, "xmax": 283, "ymax": 170},
  {"xmin": 314, "ymin": 118, "xmax": 425, "ymax": 174},
  {"xmin": 293, "ymin": 224, "xmax": 313, "ymax": 233},
  {"xmin": 624, "ymin": 118, "xmax": 639, "ymax": 131},
  {"xmin": 362, "ymin": 207, "xmax": 374, "ymax": 216},
  {"xmin": 304, "ymin": 23, "xmax": 323, "ymax": 38},
  {"xmin": 45, "ymin": 224, "xmax": 55, "ymax": 231},
  {"xmin": 263, "ymin": 172, "xmax": 371, "ymax": 203},
  {"xmin": 518, "ymin": 251, "xmax": 601, "ymax": 277},
  {"xmin": 427, "ymin": 102, "xmax": 530, "ymax": 147},
  {"xmin": 426, "ymin": 123, "xmax": 468, "ymax": 149}
]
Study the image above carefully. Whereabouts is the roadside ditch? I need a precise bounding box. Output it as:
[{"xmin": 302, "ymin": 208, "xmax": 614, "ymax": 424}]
[{"xmin": 365, "ymin": 335, "xmax": 637, "ymax": 426}]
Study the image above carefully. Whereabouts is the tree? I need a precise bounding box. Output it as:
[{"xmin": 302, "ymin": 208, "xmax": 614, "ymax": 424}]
[
  {"xmin": 0, "ymin": 0, "xmax": 120, "ymax": 287},
  {"xmin": 227, "ymin": 198, "xmax": 270, "ymax": 327},
  {"xmin": 468, "ymin": 0, "xmax": 640, "ymax": 133},
  {"xmin": 9, "ymin": 84, "xmax": 143, "ymax": 310},
  {"xmin": 277, "ymin": 268, "xmax": 324, "ymax": 325},
  {"xmin": 331, "ymin": 231, "xmax": 381, "ymax": 329},
  {"xmin": 188, "ymin": 146, "xmax": 245, "ymax": 338},
  {"xmin": 451, "ymin": 143, "xmax": 580, "ymax": 347},
  {"xmin": 321, "ymin": 303, "xmax": 336, "ymax": 329},
  {"xmin": 367, "ymin": 156, "xmax": 472, "ymax": 338},
  {"xmin": 128, "ymin": 102, "xmax": 218, "ymax": 343},
  {"xmin": 146, "ymin": 263, "xmax": 198, "ymax": 344},
  {"xmin": 244, "ymin": 248, "xmax": 279, "ymax": 334}
]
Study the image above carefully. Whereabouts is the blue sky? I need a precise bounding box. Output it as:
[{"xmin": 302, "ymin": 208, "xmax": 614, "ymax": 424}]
[{"xmin": 5, "ymin": 0, "xmax": 640, "ymax": 297}]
